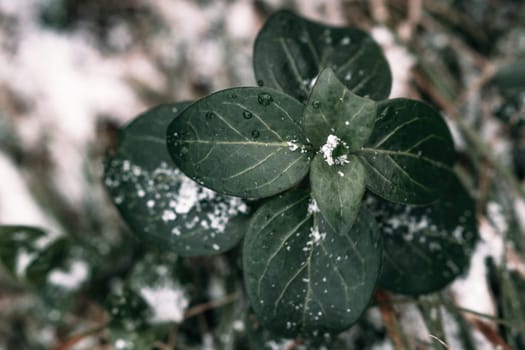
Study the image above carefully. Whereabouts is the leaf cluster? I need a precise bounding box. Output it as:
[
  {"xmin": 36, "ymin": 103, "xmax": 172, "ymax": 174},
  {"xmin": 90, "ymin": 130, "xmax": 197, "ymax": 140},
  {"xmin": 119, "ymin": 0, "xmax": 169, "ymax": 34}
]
[{"xmin": 96, "ymin": 10, "xmax": 479, "ymax": 339}]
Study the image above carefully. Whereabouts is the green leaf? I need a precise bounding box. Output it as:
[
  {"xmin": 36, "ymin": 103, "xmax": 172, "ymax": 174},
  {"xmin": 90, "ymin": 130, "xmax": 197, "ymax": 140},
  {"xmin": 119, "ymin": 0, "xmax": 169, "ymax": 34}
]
[
  {"xmin": 0, "ymin": 225, "xmax": 48, "ymax": 278},
  {"xmin": 167, "ymin": 87, "xmax": 313, "ymax": 199},
  {"xmin": 253, "ymin": 10, "xmax": 392, "ymax": 102},
  {"xmin": 243, "ymin": 191, "xmax": 382, "ymax": 338},
  {"xmin": 103, "ymin": 103, "xmax": 251, "ymax": 256},
  {"xmin": 106, "ymin": 253, "xmax": 188, "ymax": 349},
  {"xmin": 304, "ymin": 68, "xmax": 376, "ymax": 150},
  {"xmin": 368, "ymin": 176, "xmax": 478, "ymax": 295},
  {"xmin": 310, "ymin": 154, "xmax": 366, "ymax": 234},
  {"xmin": 0, "ymin": 226, "xmax": 92, "ymax": 309},
  {"xmin": 357, "ymin": 98, "xmax": 456, "ymax": 205},
  {"xmin": 0, "ymin": 226, "xmax": 72, "ymax": 286}
]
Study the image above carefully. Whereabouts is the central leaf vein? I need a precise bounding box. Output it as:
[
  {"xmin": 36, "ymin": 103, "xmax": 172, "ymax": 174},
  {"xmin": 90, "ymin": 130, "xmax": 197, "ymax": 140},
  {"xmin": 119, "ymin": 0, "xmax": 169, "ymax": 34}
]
[{"xmin": 279, "ymin": 38, "xmax": 309, "ymax": 94}]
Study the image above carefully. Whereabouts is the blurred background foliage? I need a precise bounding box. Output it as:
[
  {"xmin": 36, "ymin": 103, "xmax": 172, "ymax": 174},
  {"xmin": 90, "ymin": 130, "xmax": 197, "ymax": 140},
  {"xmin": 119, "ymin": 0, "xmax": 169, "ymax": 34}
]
[{"xmin": 0, "ymin": 0, "xmax": 525, "ymax": 349}]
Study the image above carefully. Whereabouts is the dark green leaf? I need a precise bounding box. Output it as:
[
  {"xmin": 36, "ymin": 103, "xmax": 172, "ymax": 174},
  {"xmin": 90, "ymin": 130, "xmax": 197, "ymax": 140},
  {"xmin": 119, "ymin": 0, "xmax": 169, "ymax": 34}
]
[
  {"xmin": 167, "ymin": 87, "xmax": 313, "ymax": 198},
  {"xmin": 357, "ymin": 98, "xmax": 456, "ymax": 205},
  {"xmin": 368, "ymin": 176, "xmax": 478, "ymax": 295},
  {"xmin": 25, "ymin": 238, "xmax": 69, "ymax": 286},
  {"xmin": 310, "ymin": 154, "xmax": 366, "ymax": 233},
  {"xmin": 103, "ymin": 103, "xmax": 251, "ymax": 256},
  {"xmin": 253, "ymin": 10, "xmax": 392, "ymax": 102},
  {"xmin": 243, "ymin": 191, "xmax": 382, "ymax": 337},
  {"xmin": 106, "ymin": 253, "xmax": 188, "ymax": 348},
  {"xmin": 0, "ymin": 225, "xmax": 77, "ymax": 289},
  {"xmin": 304, "ymin": 68, "xmax": 376, "ymax": 150},
  {"xmin": 0, "ymin": 225, "xmax": 48, "ymax": 278},
  {"xmin": 0, "ymin": 226, "xmax": 91, "ymax": 308}
]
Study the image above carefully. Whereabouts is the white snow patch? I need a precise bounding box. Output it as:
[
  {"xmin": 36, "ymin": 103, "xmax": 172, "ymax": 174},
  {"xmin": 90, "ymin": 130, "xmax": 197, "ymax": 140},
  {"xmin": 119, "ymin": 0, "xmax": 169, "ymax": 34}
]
[
  {"xmin": 265, "ymin": 339, "xmax": 296, "ymax": 350},
  {"xmin": 320, "ymin": 135, "xmax": 349, "ymax": 166},
  {"xmin": 15, "ymin": 250, "xmax": 37, "ymax": 278},
  {"xmin": 287, "ymin": 141, "xmax": 299, "ymax": 151},
  {"xmin": 226, "ymin": 2, "xmax": 256, "ymax": 39},
  {"xmin": 487, "ymin": 201, "xmax": 508, "ymax": 233},
  {"xmin": 232, "ymin": 320, "xmax": 245, "ymax": 332},
  {"xmin": 307, "ymin": 198, "xmax": 320, "ymax": 214},
  {"xmin": 162, "ymin": 209, "xmax": 176, "ymax": 222},
  {"xmin": 114, "ymin": 339, "xmax": 128, "ymax": 349},
  {"xmin": 310, "ymin": 226, "xmax": 326, "ymax": 243},
  {"xmin": 371, "ymin": 27, "xmax": 415, "ymax": 98},
  {"xmin": 207, "ymin": 276, "xmax": 225, "ymax": 300},
  {"xmin": 371, "ymin": 340, "xmax": 394, "ymax": 350},
  {"xmin": 0, "ymin": 152, "xmax": 58, "ymax": 230},
  {"xmin": 451, "ymin": 219, "xmax": 503, "ymax": 316},
  {"xmin": 139, "ymin": 283, "xmax": 189, "ymax": 323},
  {"xmin": 48, "ymin": 260, "xmax": 89, "ymax": 290}
]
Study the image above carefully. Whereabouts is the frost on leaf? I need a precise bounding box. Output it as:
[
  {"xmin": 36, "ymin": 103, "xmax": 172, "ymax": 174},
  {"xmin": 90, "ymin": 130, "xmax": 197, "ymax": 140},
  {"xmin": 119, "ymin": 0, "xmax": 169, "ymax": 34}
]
[
  {"xmin": 139, "ymin": 282, "xmax": 189, "ymax": 324},
  {"xmin": 320, "ymin": 135, "xmax": 350, "ymax": 166},
  {"xmin": 47, "ymin": 260, "xmax": 89, "ymax": 290},
  {"xmin": 103, "ymin": 158, "xmax": 249, "ymax": 255},
  {"xmin": 366, "ymin": 178, "xmax": 478, "ymax": 295}
]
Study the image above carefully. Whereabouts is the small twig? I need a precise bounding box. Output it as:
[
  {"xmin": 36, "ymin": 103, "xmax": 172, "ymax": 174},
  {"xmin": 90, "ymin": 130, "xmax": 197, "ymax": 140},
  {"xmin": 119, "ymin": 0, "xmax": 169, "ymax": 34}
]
[
  {"xmin": 370, "ymin": 0, "xmax": 390, "ymax": 24},
  {"xmin": 398, "ymin": 0, "xmax": 422, "ymax": 42},
  {"xmin": 285, "ymin": 338, "xmax": 303, "ymax": 350},
  {"xmin": 183, "ymin": 292, "xmax": 240, "ymax": 319},
  {"xmin": 52, "ymin": 322, "xmax": 108, "ymax": 350},
  {"xmin": 385, "ymin": 296, "xmax": 524, "ymax": 331},
  {"xmin": 375, "ymin": 290, "xmax": 412, "ymax": 350},
  {"xmin": 428, "ymin": 334, "xmax": 451, "ymax": 350}
]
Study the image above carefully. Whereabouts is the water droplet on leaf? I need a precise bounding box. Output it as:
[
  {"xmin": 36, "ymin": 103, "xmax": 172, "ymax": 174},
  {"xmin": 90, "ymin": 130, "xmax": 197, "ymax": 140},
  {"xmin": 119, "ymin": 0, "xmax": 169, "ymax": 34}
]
[
  {"xmin": 312, "ymin": 100, "xmax": 321, "ymax": 109},
  {"xmin": 243, "ymin": 110, "xmax": 253, "ymax": 119},
  {"xmin": 257, "ymin": 79, "xmax": 264, "ymax": 86},
  {"xmin": 257, "ymin": 93, "xmax": 273, "ymax": 106},
  {"xmin": 251, "ymin": 130, "xmax": 260, "ymax": 138}
]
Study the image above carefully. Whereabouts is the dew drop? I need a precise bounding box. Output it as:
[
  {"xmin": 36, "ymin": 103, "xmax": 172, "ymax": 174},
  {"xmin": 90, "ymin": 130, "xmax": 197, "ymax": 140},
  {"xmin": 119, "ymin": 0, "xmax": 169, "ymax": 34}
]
[
  {"xmin": 251, "ymin": 130, "xmax": 260, "ymax": 138},
  {"xmin": 257, "ymin": 79, "xmax": 264, "ymax": 86},
  {"xmin": 257, "ymin": 93, "xmax": 273, "ymax": 106},
  {"xmin": 230, "ymin": 92, "xmax": 237, "ymax": 99},
  {"xmin": 312, "ymin": 100, "xmax": 321, "ymax": 109},
  {"xmin": 243, "ymin": 110, "xmax": 253, "ymax": 119}
]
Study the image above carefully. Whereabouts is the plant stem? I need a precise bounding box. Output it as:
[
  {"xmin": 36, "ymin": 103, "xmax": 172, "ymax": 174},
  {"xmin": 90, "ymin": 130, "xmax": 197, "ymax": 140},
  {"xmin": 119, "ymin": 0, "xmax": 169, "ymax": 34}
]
[
  {"xmin": 52, "ymin": 322, "xmax": 108, "ymax": 350},
  {"xmin": 375, "ymin": 290, "xmax": 413, "ymax": 350},
  {"xmin": 183, "ymin": 292, "xmax": 240, "ymax": 320}
]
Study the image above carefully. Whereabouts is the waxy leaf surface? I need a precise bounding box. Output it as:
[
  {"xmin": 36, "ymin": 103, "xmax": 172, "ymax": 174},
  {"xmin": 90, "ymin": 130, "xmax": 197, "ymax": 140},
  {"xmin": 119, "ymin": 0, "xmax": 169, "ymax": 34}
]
[
  {"xmin": 167, "ymin": 88, "xmax": 312, "ymax": 199},
  {"xmin": 243, "ymin": 191, "xmax": 381, "ymax": 338},
  {"xmin": 357, "ymin": 98, "xmax": 455, "ymax": 205},
  {"xmin": 304, "ymin": 68, "xmax": 376, "ymax": 150},
  {"xmin": 310, "ymin": 155, "xmax": 366, "ymax": 234},
  {"xmin": 368, "ymin": 176, "xmax": 478, "ymax": 295},
  {"xmin": 253, "ymin": 10, "xmax": 392, "ymax": 102},
  {"xmin": 103, "ymin": 103, "xmax": 250, "ymax": 256}
]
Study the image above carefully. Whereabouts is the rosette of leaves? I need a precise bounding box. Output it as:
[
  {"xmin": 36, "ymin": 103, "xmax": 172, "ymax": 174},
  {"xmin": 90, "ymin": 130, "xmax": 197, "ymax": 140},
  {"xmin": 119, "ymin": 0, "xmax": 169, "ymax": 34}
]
[
  {"xmin": 163, "ymin": 10, "xmax": 469, "ymax": 338},
  {"xmin": 104, "ymin": 10, "xmax": 476, "ymax": 339}
]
